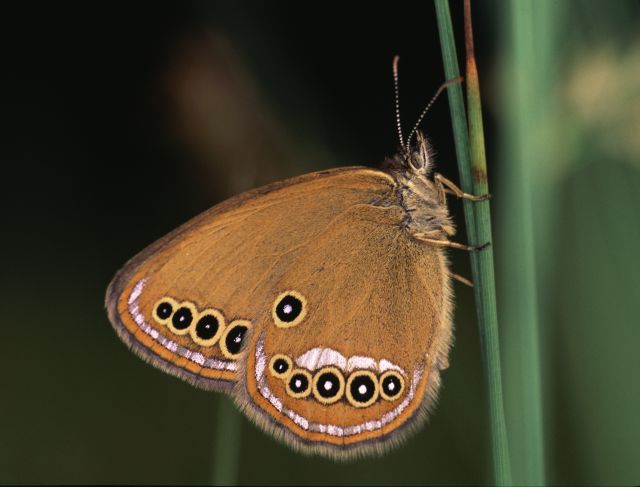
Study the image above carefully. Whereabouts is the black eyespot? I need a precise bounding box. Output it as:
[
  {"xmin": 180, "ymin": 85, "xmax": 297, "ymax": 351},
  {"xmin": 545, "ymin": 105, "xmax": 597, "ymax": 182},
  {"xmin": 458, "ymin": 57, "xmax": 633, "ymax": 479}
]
[
  {"xmin": 289, "ymin": 373, "xmax": 309, "ymax": 394},
  {"xmin": 286, "ymin": 369, "xmax": 312, "ymax": 398},
  {"xmin": 190, "ymin": 310, "xmax": 225, "ymax": 346},
  {"xmin": 275, "ymin": 294, "xmax": 303, "ymax": 323},
  {"xmin": 316, "ymin": 371, "xmax": 341, "ymax": 399},
  {"xmin": 346, "ymin": 372, "xmax": 379, "ymax": 407},
  {"xmin": 220, "ymin": 320, "xmax": 251, "ymax": 359},
  {"xmin": 195, "ymin": 314, "xmax": 219, "ymax": 340},
  {"xmin": 153, "ymin": 298, "xmax": 179, "ymax": 325},
  {"xmin": 224, "ymin": 324, "xmax": 248, "ymax": 355},
  {"xmin": 273, "ymin": 358, "xmax": 289, "ymax": 375},
  {"xmin": 172, "ymin": 307, "xmax": 193, "ymax": 330},
  {"xmin": 156, "ymin": 301, "xmax": 173, "ymax": 320},
  {"xmin": 269, "ymin": 354, "xmax": 292, "ymax": 379},
  {"xmin": 273, "ymin": 291, "xmax": 307, "ymax": 328},
  {"xmin": 381, "ymin": 374, "xmax": 403, "ymax": 399}
]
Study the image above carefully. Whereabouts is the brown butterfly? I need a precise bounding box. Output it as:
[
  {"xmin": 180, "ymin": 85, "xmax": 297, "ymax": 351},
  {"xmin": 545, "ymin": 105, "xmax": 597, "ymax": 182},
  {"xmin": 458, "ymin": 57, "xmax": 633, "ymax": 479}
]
[{"xmin": 105, "ymin": 59, "xmax": 487, "ymax": 459}]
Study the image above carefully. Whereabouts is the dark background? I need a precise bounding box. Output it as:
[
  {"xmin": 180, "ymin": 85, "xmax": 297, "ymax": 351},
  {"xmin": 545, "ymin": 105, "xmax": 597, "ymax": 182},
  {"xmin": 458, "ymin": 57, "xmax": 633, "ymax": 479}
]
[{"xmin": 3, "ymin": 1, "xmax": 640, "ymax": 485}]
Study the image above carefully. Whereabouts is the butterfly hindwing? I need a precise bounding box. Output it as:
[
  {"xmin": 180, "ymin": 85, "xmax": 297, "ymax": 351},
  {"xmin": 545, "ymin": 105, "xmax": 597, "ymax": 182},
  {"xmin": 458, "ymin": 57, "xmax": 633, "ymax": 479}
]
[
  {"xmin": 239, "ymin": 202, "xmax": 453, "ymax": 458},
  {"xmin": 105, "ymin": 167, "xmax": 396, "ymax": 393}
]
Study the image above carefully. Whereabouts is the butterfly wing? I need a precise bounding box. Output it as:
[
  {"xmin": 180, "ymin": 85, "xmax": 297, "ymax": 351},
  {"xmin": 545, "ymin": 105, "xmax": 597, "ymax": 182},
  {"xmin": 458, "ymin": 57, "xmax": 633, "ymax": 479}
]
[
  {"xmin": 106, "ymin": 167, "xmax": 396, "ymax": 392},
  {"xmin": 238, "ymin": 202, "xmax": 453, "ymax": 458}
]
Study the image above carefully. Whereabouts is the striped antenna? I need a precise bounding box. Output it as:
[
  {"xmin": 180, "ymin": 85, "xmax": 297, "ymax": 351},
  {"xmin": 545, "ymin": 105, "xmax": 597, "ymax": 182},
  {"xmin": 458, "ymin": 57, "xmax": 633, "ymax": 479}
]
[
  {"xmin": 405, "ymin": 76, "xmax": 463, "ymax": 148},
  {"xmin": 392, "ymin": 55, "xmax": 407, "ymax": 154}
]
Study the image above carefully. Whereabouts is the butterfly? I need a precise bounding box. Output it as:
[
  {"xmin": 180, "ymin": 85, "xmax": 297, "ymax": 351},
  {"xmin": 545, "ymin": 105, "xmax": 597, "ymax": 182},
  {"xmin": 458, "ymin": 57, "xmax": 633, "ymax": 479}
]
[{"xmin": 105, "ymin": 60, "xmax": 488, "ymax": 459}]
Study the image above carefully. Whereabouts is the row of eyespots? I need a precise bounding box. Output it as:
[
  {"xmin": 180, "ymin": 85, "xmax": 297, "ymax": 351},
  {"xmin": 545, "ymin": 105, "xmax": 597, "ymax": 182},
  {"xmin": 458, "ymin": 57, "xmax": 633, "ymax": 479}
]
[
  {"xmin": 152, "ymin": 297, "xmax": 251, "ymax": 359},
  {"xmin": 268, "ymin": 354, "xmax": 406, "ymax": 408}
]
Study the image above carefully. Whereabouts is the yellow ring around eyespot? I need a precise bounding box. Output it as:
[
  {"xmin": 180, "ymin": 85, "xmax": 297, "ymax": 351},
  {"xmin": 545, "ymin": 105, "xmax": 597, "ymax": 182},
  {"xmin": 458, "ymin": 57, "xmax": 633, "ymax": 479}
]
[
  {"xmin": 312, "ymin": 366, "xmax": 345, "ymax": 405},
  {"xmin": 219, "ymin": 320, "xmax": 252, "ymax": 359},
  {"xmin": 166, "ymin": 301, "xmax": 198, "ymax": 336},
  {"xmin": 285, "ymin": 369, "xmax": 313, "ymax": 399},
  {"xmin": 189, "ymin": 308, "xmax": 226, "ymax": 347},
  {"xmin": 272, "ymin": 290, "xmax": 308, "ymax": 328},
  {"xmin": 345, "ymin": 370, "xmax": 379, "ymax": 408},
  {"xmin": 152, "ymin": 296, "xmax": 179, "ymax": 325},
  {"xmin": 378, "ymin": 370, "xmax": 406, "ymax": 402},
  {"xmin": 268, "ymin": 354, "xmax": 293, "ymax": 380}
]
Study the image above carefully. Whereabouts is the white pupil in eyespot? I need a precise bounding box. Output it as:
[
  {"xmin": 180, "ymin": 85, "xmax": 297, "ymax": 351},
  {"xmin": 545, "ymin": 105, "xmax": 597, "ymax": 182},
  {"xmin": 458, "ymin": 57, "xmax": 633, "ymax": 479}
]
[
  {"xmin": 388, "ymin": 382, "xmax": 395, "ymax": 391},
  {"xmin": 358, "ymin": 384, "xmax": 367, "ymax": 394},
  {"xmin": 283, "ymin": 304, "xmax": 293, "ymax": 314},
  {"xmin": 323, "ymin": 381, "xmax": 332, "ymax": 391},
  {"xmin": 234, "ymin": 336, "xmax": 241, "ymax": 343},
  {"xmin": 295, "ymin": 379, "xmax": 302, "ymax": 388}
]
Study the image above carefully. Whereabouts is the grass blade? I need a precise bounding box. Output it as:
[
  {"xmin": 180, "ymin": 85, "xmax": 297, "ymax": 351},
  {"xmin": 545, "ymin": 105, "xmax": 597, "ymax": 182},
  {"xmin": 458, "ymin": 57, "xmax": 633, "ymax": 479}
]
[
  {"xmin": 435, "ymin": 1, "xmax": 512, "ymax": 484},
  {"xmin": 211, "ymin": 396, "xmax": 242, "ymax": 486}
]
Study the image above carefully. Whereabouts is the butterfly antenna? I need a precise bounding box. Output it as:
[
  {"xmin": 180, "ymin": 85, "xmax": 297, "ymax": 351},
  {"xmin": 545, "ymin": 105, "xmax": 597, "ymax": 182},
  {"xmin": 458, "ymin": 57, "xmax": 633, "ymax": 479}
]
[
  {"xmin": 392, "ymin": 55, "xmax": 407, "ymax": 154},
  {"xmin": 405, "ymin": 76, "xmax": 464, "ymax": 148}
]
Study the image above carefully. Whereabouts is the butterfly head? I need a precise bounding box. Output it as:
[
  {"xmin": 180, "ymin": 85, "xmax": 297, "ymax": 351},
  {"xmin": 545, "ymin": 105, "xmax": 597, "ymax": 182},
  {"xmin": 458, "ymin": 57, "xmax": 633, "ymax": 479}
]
[
  {"xmin": 405, "ymin": 131, "xmax": 434, "ymax": 174},
  {"xmin": 385, "ymin": 130, "xmax": 434, "ymax": 177}
]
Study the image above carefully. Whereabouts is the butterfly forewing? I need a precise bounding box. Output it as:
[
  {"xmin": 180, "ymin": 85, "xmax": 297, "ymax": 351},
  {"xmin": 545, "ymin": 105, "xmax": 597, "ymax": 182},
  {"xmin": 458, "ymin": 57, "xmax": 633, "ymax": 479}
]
[{"xmin": 106, "ymin": 167, "xmax": 396, "ymax": 393}]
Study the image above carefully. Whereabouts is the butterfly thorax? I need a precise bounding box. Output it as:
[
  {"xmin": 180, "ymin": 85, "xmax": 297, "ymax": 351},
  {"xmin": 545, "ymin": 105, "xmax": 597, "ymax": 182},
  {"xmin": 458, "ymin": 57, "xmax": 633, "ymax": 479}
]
[{"xmin": 386, "ymin": 133, "xmax": 454, "ymax": 239}]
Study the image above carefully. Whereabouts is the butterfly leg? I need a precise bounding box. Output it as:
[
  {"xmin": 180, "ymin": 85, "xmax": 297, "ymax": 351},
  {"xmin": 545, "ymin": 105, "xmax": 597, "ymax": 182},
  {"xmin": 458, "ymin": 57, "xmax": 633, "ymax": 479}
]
[
  {"xmin": 450, "ymin": 272, "xmax": 474, "ymax": 287},
  {"xmin": 415, "ymin": 233, "xmax": 490, "ymax": 252},
  {"xmin": 434, "ymin": 173, "xmax": 491, "ymax": 204}
]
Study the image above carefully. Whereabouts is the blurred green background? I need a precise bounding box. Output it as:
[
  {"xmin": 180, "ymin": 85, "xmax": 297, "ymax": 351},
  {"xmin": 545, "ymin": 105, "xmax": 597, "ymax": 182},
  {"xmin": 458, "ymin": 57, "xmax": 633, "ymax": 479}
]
[{"xmin": 2, "ymin": 1, "xmax": 639, "ymax": 485}]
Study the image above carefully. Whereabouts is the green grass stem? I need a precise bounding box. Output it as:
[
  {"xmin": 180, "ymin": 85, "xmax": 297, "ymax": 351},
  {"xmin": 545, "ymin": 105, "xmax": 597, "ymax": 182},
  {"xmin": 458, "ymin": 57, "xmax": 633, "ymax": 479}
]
[
  {"xmin": 463, "ymin": 2, "xmax": 514, "ymax": 484},
  {"xmin": 434, "ymin": 1, "xmax": 512, "ymax": 484},
  {"xmin": 211, "ymin": 396, "xmax": 242, "ymax": 486}
]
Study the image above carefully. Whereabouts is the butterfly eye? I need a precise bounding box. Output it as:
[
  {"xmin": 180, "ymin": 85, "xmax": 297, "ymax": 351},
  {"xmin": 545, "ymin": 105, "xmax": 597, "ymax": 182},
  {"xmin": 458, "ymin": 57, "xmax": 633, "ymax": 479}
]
[
  {"xmin": 312, "ymin": 366, "xmax": 345, "ymax": 404},
  {"xmin": 168, "ymin": 302, "xmax": 197, "ymax": 335},
  {"xmin": 269, "ymin": 354, "xmax": 293, "ymax": 379},
  {"xmin": 272, "ymin": 291, "xmax": 307, "ymax": 328},
  {"xmin": 220, "ymin": 320, "xmax": 251, "ymax": 359},
  {"xmin": 346, "ymin": 370, "xmax": 379, "ymax": 408},
  {"xmin": 285, "ymin": 369, "xmax": 312, "ymax": 398},
  {"xmin": 152, "ymin": 297, "xmax": 178, "ymax": 325},
  {"xmin": 379, "ymin": 370, "xmax": 405, "ymax": 401},
  {"xmin": 190, "ymin": 309, "xmax": 225, "ymax": 347}
]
